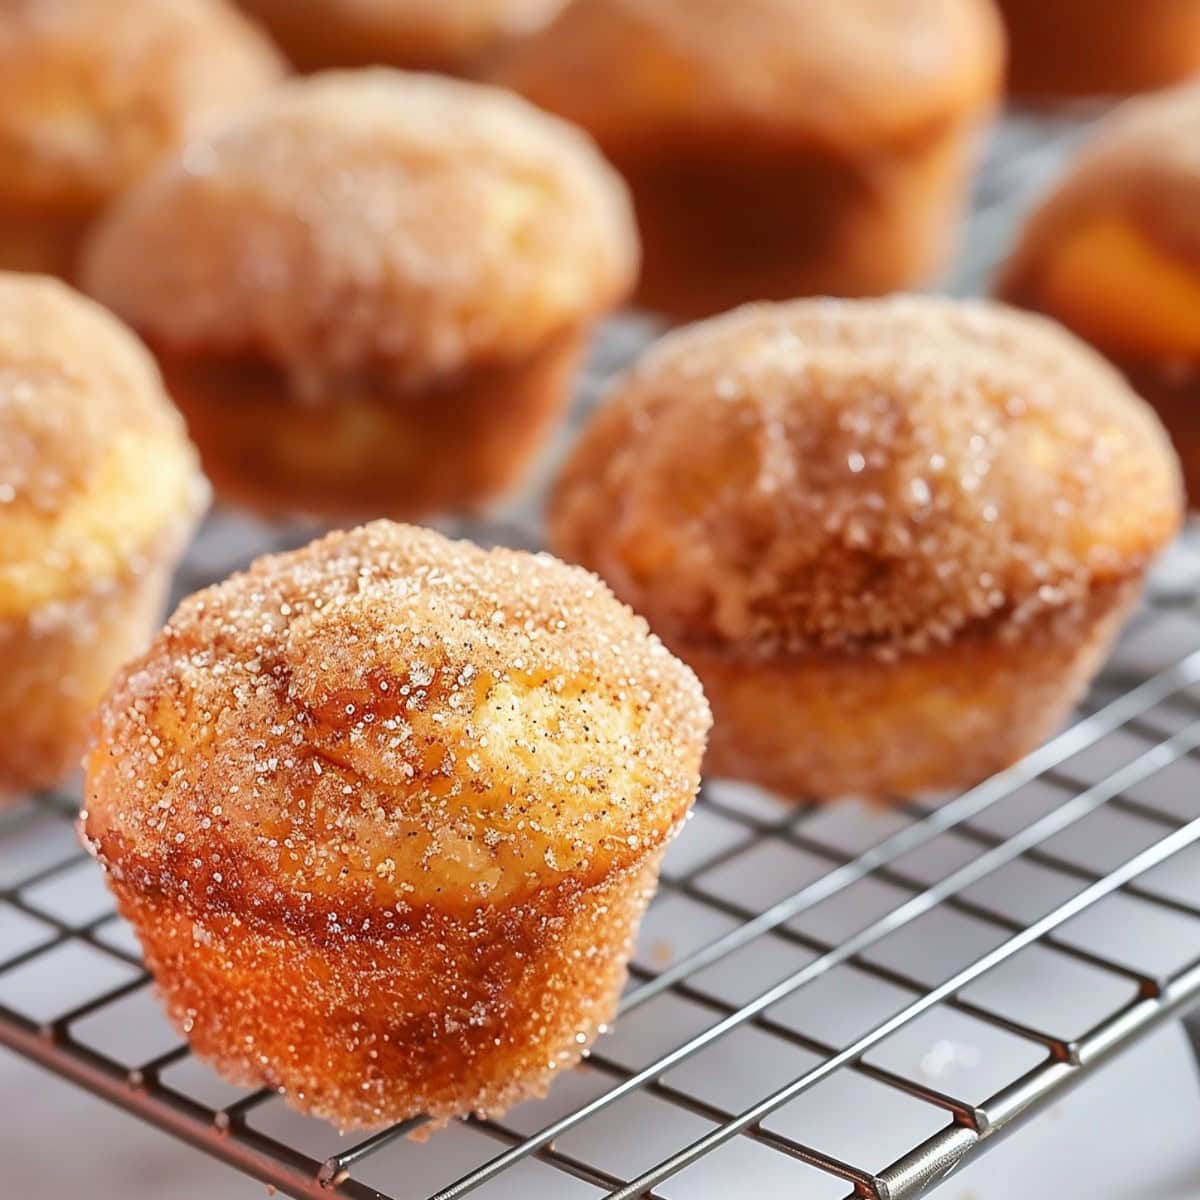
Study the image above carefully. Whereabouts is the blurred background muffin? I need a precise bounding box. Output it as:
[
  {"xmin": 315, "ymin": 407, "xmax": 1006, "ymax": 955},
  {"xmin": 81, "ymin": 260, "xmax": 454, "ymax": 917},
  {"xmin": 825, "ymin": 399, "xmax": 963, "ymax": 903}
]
[
  {"xmin": 1000, "ymin": 85, "xmax": 1200, "ymax": 502},
  {"xmin": 238, "ymin": 0, "xmax": 568, "ymax": 74},
  {"xmin": 82, "ymin": 69, "xmax": 638, "ymax": 523},
  {"xmin": 550, "ymin": 297, "xmax": 1182, "ymax": 800},
  {"xmin": 0, "ymin": 274, "xmax": 206, "ymax": 802},
  {"xmin": 499, "ymin": 0, "xmax": 1004, "ymax": 320},
  {"xmin": 996, "ymin": 0, "xmax": 1200, "ymax": 98},
  {"xmin": 0, "ymin": 0, "xmax": 284, "ymax": 278}
]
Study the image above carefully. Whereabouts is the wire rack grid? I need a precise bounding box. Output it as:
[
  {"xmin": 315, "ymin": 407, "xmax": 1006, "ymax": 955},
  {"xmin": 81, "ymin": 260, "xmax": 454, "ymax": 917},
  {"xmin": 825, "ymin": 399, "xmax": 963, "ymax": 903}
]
[{"xmin": 5, "ymin": 106, "xmax": 1200, "ymax": 1200}]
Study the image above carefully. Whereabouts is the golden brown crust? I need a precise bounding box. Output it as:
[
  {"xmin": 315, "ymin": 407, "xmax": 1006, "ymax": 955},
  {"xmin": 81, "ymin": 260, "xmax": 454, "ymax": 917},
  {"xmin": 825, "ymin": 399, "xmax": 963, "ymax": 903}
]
[
  {"xmin": 1124, "ymin": 366, "xmax": 1200, "ymax": 504},
  {"xmin": 239, "ymin": 0, "xmax": 569, "ymax": 72},
  {"xmin": 82, "ymin": 521, "xmax": 707, "ymax": 1126},
  {"xmin": 160, "ymin": 331, "xmax": 585, "ymax": 520},
  {"xmin": 83, "ymin": 521, "xmax": 709, "ymax": 916},
  {"xmin": 1000, "ymin": 84, "xmax": 1200, "ymax": 307},
  {"xmin": 498, "ymin": 0, "xmax": 999, "ymax": 319},
  {"xmin": 0, "ymin": 552, "xmax": 178, "ymax": 802},
  {"xmin": 0, "ymin": 205, "xmax": 91, "ymax": 277},
  {"xmin": 102, "ymin": 850, "xmax": 661, "ymax": 1128},
  {"xmin": 497, "ymin": 0, "xmax": 1004, "ymax": 153},
  {"xmin": 997, "ymin": 88, "xmax": 1200, "ymax": 505},
  {"xmin": 81, "ymin": 69, "xmax": 639, "ymax": 383},
  {"xmin": 612, "ymin": 123, "xmax": 979, "ymax": 320},
  {"xmin": 996, "ymin": 0, "xmax": 1200, "ymax": 98},
  {"xmin": 549, "ymin": 296, "xmax": 1183, "ymax": 660},
  {"xmin": 0, "ymin": 272, "xmax": 205, "ymax": 799},
  {"xmin": 0, "ymin": 273, "xmax": 207, "ymax": 616},
  {"xmin": 695, "ymin": 577, "xmax": 1139, "ymax": 799},
  {"xmin": 0, "ymin": 0, "xmax": 284, "ymax": 212}
]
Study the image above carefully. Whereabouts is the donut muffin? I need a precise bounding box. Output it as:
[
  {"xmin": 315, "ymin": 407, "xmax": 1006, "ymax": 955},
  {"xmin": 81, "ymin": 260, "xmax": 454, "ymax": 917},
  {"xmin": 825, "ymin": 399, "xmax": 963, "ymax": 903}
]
[
  {"xmin": 996, "ymin": 0, "xmax": 1200, "ymax": 98},
  {"xmin": 1001, "ymin": 86, "xmax": 1200, "ymax": 503},
  {"xmin": 81, "ymin": 522, "xmax": 709, "ymax": 1129},
  {"xmin": 239, "ymin": 0, "xmax": 568, "ymax": 74},
  {"xmin": 82, "ymin": 70, "xmax": 638, "ymax": 521},
  {"xmin": 0, "ymin": 0, "xmax": 285, "ymax": 278},
  {"xmin": 550, "ymin": 297, "xmax": 1182, "ymax": 801},
  {"xmin": 498, "ymin": 0, "xmax": 1003, "ymax": 320},
  {"xmin": 0, "ymin": 275, "xmax": 206, "ymax": 802}
]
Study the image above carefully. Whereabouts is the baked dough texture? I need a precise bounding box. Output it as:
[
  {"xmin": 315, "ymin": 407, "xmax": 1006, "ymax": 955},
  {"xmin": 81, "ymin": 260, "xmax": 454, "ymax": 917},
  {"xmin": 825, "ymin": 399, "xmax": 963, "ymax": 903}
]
[
  {"xmin": 83, "ymin": 69, "xmax": 639, "ymax": 518},
  {"xmin": 550, "ymin": 296, "xmax": 1182, "ymax": 798},
  {"xmin": 0, "ymin": 273, "xmax": 206, "ymax": 799},
  {"xmin": 1001, "ymin": 85, "xmax": 1200, "ymax": 501},
  {"xmin": 82, "ymin": 521, "xmax": 709, "ymax": 1128},
  {"xmin": 0, "ymin": 0, "xmax": 285, "ymax": 275},
  {"xmin": 499, "ymin": 0, "xmax": 1003, "ymax": 318}
]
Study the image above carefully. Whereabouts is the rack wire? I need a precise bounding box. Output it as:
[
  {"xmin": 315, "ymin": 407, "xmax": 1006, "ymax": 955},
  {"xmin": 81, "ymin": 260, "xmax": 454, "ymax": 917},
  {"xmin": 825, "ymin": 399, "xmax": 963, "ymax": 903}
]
[{"xmin": 5, "ymin": 105, "xmax": 1200, "ymax": 1200}]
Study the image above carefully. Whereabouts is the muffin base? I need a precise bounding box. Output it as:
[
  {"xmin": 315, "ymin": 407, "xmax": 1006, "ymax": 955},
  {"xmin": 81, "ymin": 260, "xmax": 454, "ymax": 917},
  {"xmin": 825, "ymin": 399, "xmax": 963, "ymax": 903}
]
[
  {"xmin": 100, "ymin": 848, "xmax": 665, "ymax": 1130},
  {"xmin": 612, "ymin": 120, "xmax": 983, "ymax": 322},
  {"xmin": 160, "ymin": 331, "xmax": 585, "ymax": 521},
  {"xmin": 0, "ymin": 204, "xmax": 91, "ymax": 278},
  {"xmin": 687, "ymin": 580, "xmax": 1141, "ymax": 801},
  {"xmin": 1126, "ymin": 364, "xmax": 1200, "ymax": 506},
  {"xmin": 0, "ymin": 558, "xmax": 176, "ymax": 803},
  {"xmin": 998, "ymin": 0, "xmax": 1200, "ymax": 97}
]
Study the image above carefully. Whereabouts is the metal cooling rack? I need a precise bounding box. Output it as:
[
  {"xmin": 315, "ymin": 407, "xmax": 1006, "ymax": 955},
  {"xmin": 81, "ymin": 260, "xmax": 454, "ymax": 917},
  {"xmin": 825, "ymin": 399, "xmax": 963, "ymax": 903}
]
[{"xmin": 5, "ymin": 105, "xmax": 1200, "ymax": 1200}]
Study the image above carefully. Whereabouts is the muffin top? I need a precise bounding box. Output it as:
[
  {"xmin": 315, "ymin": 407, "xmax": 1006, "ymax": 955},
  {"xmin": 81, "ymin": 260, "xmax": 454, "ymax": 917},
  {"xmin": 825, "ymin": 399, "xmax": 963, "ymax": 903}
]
[
  {"xmin": 0, "ymin": 275, "xmax": 206, "ymax": 617},
  {"xmin": 1002, "ymin": 84, "xmax": 1200, "ymax": 291},
  {"xmin": 0, "ymin": 0, "xmax": 285, "ymax": 210},
  {"xmin": 550, "ymin": 296, "xmax": 1183, "ymax": 659},
  {"xmin": 241, "ymin": 0, "xmax": 569, "ymax": 68},
  {"xmin": 83, "ymin": 522, "xmax": 709, "ymax": 918},
  {"xmin": 82, "ymin": 70, "xmax": 639, "ymax": 384},
  {"xmin": 498, "ymin": 0, "xmax": 1004, "ymax": 152}
]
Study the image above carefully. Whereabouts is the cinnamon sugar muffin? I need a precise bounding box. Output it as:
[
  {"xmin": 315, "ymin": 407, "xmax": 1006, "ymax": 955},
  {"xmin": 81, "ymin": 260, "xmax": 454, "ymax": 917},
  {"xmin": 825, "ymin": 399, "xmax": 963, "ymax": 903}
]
[
  {"xmin": 1001, "ymin": 86, "xmax": 1200, "ymax": 503},
  {"xmin": 0, "ymin": 274, "xmax": 206, "ymax": 802},
  {"xmin": 81, "ymin": 521, "xmax": 708, "ymax": 1129},
  {"xmin": 997, "ymin": 0, "xmax": 1200, "ymax": 98},
  {"xmin": 82, "ymin": 70, "xmax": 638, "ymax": 521},
  {"xmin": 0, "ymin": 0, "xmax": 285, "ymax": 278},
  {"xmin": 239, "ymin": 0, "xmax": 568, "ymax": 74},
  {"xmin": 550, "ymin": 297, "xmax": 1182, "ymax": 800},
  {"xmin": 498, "ymin": 0, "xmax": 1004, "ymax": 320}
]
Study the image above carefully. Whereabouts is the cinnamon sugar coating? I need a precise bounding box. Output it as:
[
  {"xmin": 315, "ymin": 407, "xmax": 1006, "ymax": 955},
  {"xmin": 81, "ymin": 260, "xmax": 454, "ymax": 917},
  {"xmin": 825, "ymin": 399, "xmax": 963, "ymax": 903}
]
[
  {"xmin": 552, "ymin": 297, "xmax": 1181, "ymax": 658},
  {"xmin": 82, "ymin": 521, "xmax": 709, "ymax": 1126},
  {"xmin": 550, "ymin": 297, "xmax": 1182, "ymax": 798},
  {"xmin": 82, "ymin": 69, "xmax": 639, "ymax": 384},
  {"xmin": 239, "ymin": 0, "xmax": 569, "ymax": 73},
  {"xmin": 0, "ymin": 0, "xmax": 284, "ymax": 275},
  {"xmin": 498, "ymin": 0, "xmax": 1002, "ymax": 152},
  {"xmin": 81, "ymin": 70, "xmax": 637, "ymax": 517},
  {"xmin": 0, "ymin": 273, "xmax": 206, "ymax": 798},
  {"xmin": 0, "ymin": 276, "xmax": 205, "ymax": 614}
]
